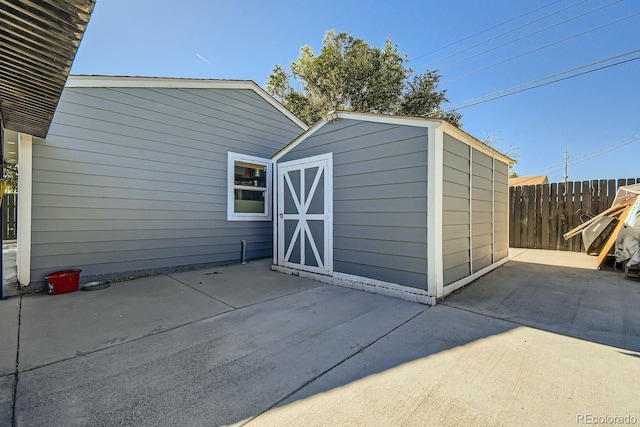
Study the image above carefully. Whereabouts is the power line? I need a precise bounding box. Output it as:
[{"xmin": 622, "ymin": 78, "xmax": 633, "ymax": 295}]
[
  {"xmin": 450, "ymin": 50, "xmax": 640, "ymax": 110},
  {"xmin": 421, "ymin": 0, "xmax": 622, "ymax": 73},
  {"xmin": 413, "ymin": 0, "xmax": 590, "ymax": 69},
  {"xmin": 519, "ymin": 133, "xmax": 640, "ymax": 176},
  {"xmin": 441, "ymin": 11, "xmax": 640, "ymax": 86},
  {"xmin": 271, "ymin": 2, "xmax": 635, "ymax": 120},
  {"xmin": 407, "ymin": 0, "xmax": 566, "ymax": 63}
]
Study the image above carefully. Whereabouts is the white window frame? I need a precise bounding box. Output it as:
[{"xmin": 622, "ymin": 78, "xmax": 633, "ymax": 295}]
[{"xmin": 227, "ymin": 152, "xmax": 272, "ymax": 221}]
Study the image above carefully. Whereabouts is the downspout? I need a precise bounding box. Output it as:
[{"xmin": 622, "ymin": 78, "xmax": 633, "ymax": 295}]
[{"xmin": 241, "ymin": 239, "xmax": 247, "ymax": 264}]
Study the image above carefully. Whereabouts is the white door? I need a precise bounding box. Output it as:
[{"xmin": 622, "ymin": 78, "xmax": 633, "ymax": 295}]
[{"xmin": 277, "ymin": 153, "xmax": 332, "ymax": 275}]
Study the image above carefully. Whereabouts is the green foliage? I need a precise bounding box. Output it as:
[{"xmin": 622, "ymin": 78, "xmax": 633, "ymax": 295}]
[
  {"xmin": 2, "ymin": 162, "xmax": 17, "ymax": 193},
  {"xmin": 266, "ymin": 30, "xmax": 461, "ymax": 127}
]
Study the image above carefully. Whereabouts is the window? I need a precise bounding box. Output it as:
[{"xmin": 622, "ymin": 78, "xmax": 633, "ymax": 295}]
[{"xmin": 227, "ymin": 152, "xmax": 272, "ymax": 221}]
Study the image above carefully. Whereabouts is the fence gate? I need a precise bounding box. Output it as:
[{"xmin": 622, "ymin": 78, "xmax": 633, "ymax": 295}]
[{"xmin": 2, "ymin": 194, "xmax": 17, "ymax": 240}]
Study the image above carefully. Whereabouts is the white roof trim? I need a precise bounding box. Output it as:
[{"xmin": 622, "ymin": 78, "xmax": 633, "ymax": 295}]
[
  {"xmin": 440, "ymin": 121, "xmax": 514, "ymax": 165},
  {"xmin": 272, "ymin": 119, "xmax": 328, "ymax": 161},
  {"xmin": 332, "ymin": 111, "xmax": 435, "ymax": 127},
  {"xmin": 272, "ymin": 110, "xmax": 513, "ymax": 165},
  {"xmin": 65, "ymin": 75, "xmax": 308, "ymax": 130}
]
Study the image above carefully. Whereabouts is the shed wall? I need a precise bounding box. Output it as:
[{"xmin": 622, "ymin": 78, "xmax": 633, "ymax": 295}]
[
  {"xmin": 30, "ymin": 86, "xmax": 303, "ymax": 281},
  {"xmin": 278, "ymin": 119, "xmax": 429, "ymax": 289},
  {"xmin": 494, "ymin": 160, "xmax": 509, "ymax": 259},
  {"xmin": 442, "ymin": 134, "xmax": 471, "ymax": 285},
  {"xmin": 472, "ymin": 149, "xmax": 494, "ymax": 271},
  {"xmin": 441, "ymin": 132, "xmax": 510, "ymax": 287}
]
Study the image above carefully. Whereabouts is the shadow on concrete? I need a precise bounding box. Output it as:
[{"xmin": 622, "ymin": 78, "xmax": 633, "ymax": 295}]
[
  {"xmin": 4, "ymin": 253, "xmax": 640, "ymax": 426},
  {"xmin": 440, "ymin": 258, "xmax": 640, "ymax": 353}
]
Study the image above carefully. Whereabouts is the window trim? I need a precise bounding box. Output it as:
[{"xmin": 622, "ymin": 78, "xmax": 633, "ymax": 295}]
[{"xmin": 227, "ymin": 152, "xmax": 272, "ymax": 221}]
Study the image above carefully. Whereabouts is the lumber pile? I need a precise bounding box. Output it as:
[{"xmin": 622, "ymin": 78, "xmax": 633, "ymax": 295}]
[{"xmin": 563, "ymin": 194, "xmax": 639, "ymax": 269}]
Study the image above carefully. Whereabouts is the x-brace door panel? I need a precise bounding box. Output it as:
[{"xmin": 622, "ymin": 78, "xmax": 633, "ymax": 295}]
[{"xmin": 277, "ymin": 154, "xmax": 332, "ymax": 275}]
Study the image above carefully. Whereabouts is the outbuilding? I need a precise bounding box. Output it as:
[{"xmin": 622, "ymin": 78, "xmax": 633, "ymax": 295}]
[{"xmin": 272, "ymin": 111, "xmax": 513, "ymax": 304}]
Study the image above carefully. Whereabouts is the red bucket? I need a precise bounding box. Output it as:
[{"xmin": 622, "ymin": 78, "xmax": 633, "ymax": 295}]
[{"xmin": 45, "ymin": 269, "xmax": 81, "ymax": 295}]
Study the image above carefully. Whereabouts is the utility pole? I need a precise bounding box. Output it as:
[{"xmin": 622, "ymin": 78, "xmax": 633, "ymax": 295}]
[
  {"xmin": 563, "ymin": 149, "xmax": 569, "ymax": 185},
  {"xmin": 562, "ymin": 149, "xmax": 569, "ymax": 196}
]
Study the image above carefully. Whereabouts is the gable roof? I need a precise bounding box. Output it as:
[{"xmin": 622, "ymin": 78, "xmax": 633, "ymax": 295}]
[
  {"xmin": 65, "ymin": 75, "xmax": 308, "ymax": 131},
  {"xmin": 0, "ymin": 0, "xmax": 95, "ymax": 138},
  {"xmin": 509, "ymin": 175, "xmax": 549, "ymax": 186},
  {"xmin": 272, "ymin": 110, "xmax": 514, "ymax": 164}
]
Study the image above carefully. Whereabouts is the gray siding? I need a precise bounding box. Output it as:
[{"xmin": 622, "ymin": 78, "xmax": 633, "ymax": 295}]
[
  {"xmin": 471, "ymin": 149, "xmax": 493, "ymax": 271},
  {"xmin": 279, "ymin": 119, "xmax": 428, "ymax": 289},
  {"xmin": 442, "ymin": 132, "xmax": 510, "ymax": 286},
  {"xmin": 494, "ymin": 160, "xmax": 509, "ymax": 260},
  {"xmin": 442, "ymin": 134, "xmax": 470, "ymax": 285},
  {"xmin": 31, "ymin": 86, "xmax": 303, "ymax": 281}
]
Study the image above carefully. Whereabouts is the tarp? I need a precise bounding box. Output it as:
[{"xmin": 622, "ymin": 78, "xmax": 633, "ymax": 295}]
[
  {"xmin": 614, "ymin": 195, "xmax": 640, "ymax": 267},
  {"xmin": 613, "ymin": 183, "xmax": 640, "ymax": 206}
]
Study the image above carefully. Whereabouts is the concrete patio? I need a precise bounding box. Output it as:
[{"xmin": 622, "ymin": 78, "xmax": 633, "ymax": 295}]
[{"xmin": 1, "ymin": 249, "xmax": 639, "ymax": 426}]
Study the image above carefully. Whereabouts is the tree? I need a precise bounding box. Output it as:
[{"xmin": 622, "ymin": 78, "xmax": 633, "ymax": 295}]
[
  {"xmin": 2, "ymin": 161, "xmax": 17, "ymax": 193},
  {"xmin": 267, "ymin": 30, "xmax": 461, "ymax": 127},
  {"xmin": 480, "ymin": 130, "xmax": 519, "ymax": 174}
]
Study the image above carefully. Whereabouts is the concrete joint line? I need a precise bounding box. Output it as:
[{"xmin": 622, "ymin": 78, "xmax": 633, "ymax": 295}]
[
  {"xmin": 11, "ymin": 295, "xmax": 23, "ymax": 427},
  {"xmin": 163, "ymin": 273, "xmax": 238, "ymax": 310},
  {"xmin": 240, "ymin": 306, "xmax": 431, "ymax": 426}
]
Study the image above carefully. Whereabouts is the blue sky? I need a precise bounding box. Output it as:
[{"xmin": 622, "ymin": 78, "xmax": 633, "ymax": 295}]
[{"xmin": 70, "ymin": 0, "xmax": 639, "ymax": 183}]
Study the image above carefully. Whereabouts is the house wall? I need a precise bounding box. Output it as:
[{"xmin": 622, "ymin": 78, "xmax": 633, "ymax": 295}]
[
  {"xmin": 30, "ymin": 86, "xmax": 303, "ymax": 282},
  {"xmin": 278, "ymin": 118, "xmax": 429, "ymax": 289}
]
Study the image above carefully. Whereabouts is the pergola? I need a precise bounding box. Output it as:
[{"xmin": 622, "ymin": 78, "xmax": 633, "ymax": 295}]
[{"xmin": 0, "ymin": 0, "xmax": 96, "ymax": 298}]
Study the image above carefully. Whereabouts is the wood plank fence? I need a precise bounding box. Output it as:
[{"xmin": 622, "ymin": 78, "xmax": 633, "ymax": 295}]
[
  {"xmin": 2, "ymin": 194, "xmax": 17, "ymax": 240},
  {"xmin": 509, "ymin": 178, "xmax": 640, "ymax": 251}
]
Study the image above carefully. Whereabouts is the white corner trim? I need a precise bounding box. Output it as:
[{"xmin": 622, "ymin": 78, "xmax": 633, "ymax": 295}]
[
  {"xmin": 17, "ymin": 133, "xmax": 32, "ymax": 286},
  {"xmin": 442, "ymin": 255, "xmax": 510, "ymax": 297},
  {"xmin": 427, "ymin": 125, "xmax": 444, "ymax": 298},
  {"xmin": 271, "ymin": 265, "xmax": 436, "ymax": 306},
  {"xmin": 272, "ymin": 162, "xmax": 278, "ymax": 265}
]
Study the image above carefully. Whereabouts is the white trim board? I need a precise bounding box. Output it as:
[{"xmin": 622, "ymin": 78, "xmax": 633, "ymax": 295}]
[
  {"xmin": 227, "ymin": 152, "xmax": 273, "ymax": 221},
  {"xmin": 272, "ymin": 111, "xmax": 513, "ymax": 165},
  {"xmin": 17, "ymin": 133, "xmax": 32, "ymax": 286},
  {"xmin": 272, "ymin": 265, "xmax": 436, "ymax": 306},
  {"xmin": 442, "ymin": 255, "xmax": 510, "ymax": 297}
]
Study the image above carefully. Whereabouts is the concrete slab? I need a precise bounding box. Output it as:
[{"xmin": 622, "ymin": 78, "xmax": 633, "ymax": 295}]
[
  {"xmin": 14, "ymin": 285, "xmax": 425, "ymax": 426},
  {"xmin": 167, "ymin": 259, "xmax": 322, "ymax": 308},
  {"xmin": 2, "ymin": 241, "xmax": 18, "ymax": 298},
  {"xmin": 250, "ymin": 306, "xmax": 640, "ymax": 427},
  {"xmin": 0, "ymin": 375, "xmax": 14, "ymax": 427},
  {"xmin": 19, "ymin": 273, "xmax": 234, "ymax": 370},
  {"xmin": 0, "ymin": 297, "xmax": 18, "ymax": 376},
  {"xmin": 441, "ymin": 249, "xmax": 640, "ymax": 352},
  {"xmin": 6, "ymin": 249, "xmax": 640, "ymax": 426}
]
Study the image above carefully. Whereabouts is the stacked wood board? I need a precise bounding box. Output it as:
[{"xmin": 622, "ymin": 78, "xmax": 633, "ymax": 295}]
[{"xmin": 563, "ymin": 194, "xmax": 639, "ymax": 269}]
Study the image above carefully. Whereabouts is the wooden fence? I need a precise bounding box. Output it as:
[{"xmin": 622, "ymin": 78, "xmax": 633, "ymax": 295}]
[
  {"xmin": 509, "ymin": 178, "xmax": 640, "ymax": 251},
  {"xmin": 2, "ymin": 194, "xmax": 17, "ymax": 240}
]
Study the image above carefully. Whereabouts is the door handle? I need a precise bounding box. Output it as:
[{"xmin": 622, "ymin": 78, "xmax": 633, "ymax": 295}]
[{"xmin": 279, "ymin": 213, "xmax": 283, "ymax": 218}]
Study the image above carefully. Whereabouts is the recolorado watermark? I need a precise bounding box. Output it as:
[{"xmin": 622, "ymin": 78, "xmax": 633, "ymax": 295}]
[{"xmin": 577, "ymin": 414, "xmax": 637, "ymax": 425}]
